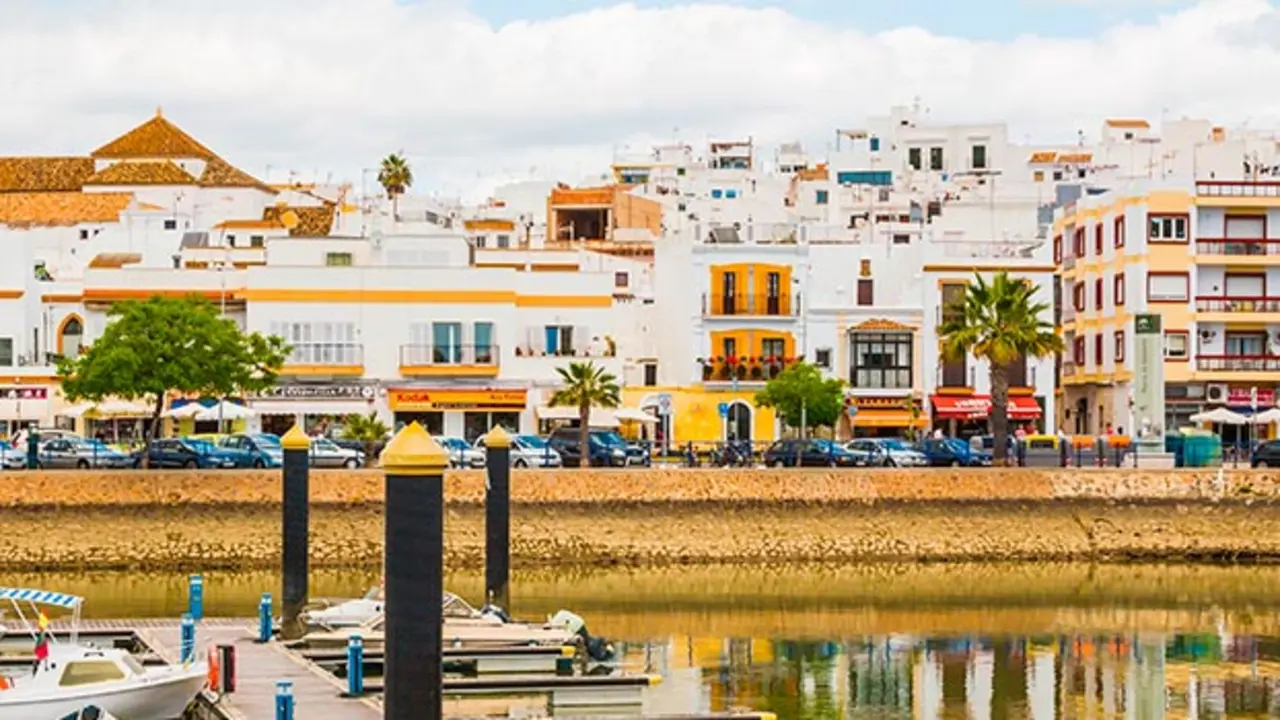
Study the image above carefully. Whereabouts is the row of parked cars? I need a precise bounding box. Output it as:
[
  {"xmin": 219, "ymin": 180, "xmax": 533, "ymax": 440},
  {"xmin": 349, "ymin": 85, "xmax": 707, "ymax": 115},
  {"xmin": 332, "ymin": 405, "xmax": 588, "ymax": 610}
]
[
  {"xmin": 0, "ymin": 431, "xmax": 367, "ymax": 470},
  {"xmin": 758, "ymin": 437, "xmax": 993, "ymax": 468},
  {"xmin": 435, "ymin": 427, "xmax": 650, "ymax": 469}
]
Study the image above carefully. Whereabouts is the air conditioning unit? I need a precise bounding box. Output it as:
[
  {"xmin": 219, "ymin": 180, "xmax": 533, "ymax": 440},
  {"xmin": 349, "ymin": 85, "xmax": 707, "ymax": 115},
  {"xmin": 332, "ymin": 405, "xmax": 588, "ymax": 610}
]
[{"xmin": 1206, "ymin": 383, "xmax": 1229, "ymax": 404}]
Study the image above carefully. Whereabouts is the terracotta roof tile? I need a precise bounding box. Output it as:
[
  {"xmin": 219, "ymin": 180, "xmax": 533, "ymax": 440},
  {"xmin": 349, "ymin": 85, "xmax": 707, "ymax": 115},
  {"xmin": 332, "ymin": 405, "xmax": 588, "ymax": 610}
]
[
  {"xmin": 83, "ymin": 160, "xmax": 197, "ymax": 186},
  {"xmin": 852, "ymin": 318, "xmax": 915, "ymax": 332},
  {"xmin": 0, "ymin": 157, "xmax": 96, "ymax": 193},
  {"xmin": 91, "ymin": 113, "xmax": 217, "ymax": 160},
  {"xmin": 262, "ymin": 204, "xmax": 335, "ymax": 237},
  {"xmin": 0, "ymin": 192, "xmax": 133, "ymax": 228},
  {"xmin": 213, "ymin": 218, "xmax": 284, "ymax": 230},
  {"xmin": 199, "ymin": 157, "xmax": 273, "ymax": 192}
]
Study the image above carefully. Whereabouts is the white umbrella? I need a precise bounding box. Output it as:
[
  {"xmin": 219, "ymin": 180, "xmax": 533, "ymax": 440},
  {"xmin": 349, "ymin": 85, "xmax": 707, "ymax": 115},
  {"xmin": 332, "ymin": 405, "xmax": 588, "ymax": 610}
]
[
  {"xmin": 1250, "ymin": 408, "xmax": 1280, "ymax": 424},
  {"xmin": 613, "ymin": 408, "xmax": 659, "ymax": 424},
  {"xmin": 195, "ymin": 401, "xmax": 255, "ymax": 422},
  {"xmin": 535, "ymin": 406, "xmax": 620, "ymax": 428},
  {"xmin": 164, "ymin": 404, "xmax": 204, "ymax": 419},
  {"xmin": 58, "ymin": 402, "xmax": 96, "ymax": 418},
  {"xmin": 1190, "ymin": 407, "xmax": 1249, "ymax": 425}
]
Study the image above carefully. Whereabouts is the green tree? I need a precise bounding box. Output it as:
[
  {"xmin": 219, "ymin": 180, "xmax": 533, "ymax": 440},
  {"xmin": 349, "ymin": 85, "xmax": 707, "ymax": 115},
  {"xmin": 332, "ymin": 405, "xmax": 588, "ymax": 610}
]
[
  {"xmin": 755, "ymin": 362, "xmax": 844, "ymax": 434},
  {"xmin": 937, "ymin": 271, "xmax": 1062, "ymax": 462},
  {"xmin": 549, "ymin": 361, "xmax": 621, "ymax": 467},
  {"xmin": 57, "ymin": 296, "xmax": 289, "ymax": 466},
  {"xmin": 342, "ymin": 411, "xmax": 391, "ymax": 468},
  {"xmin": 377, "ymin": 152, "xmax": 413, "ymax": 218}
]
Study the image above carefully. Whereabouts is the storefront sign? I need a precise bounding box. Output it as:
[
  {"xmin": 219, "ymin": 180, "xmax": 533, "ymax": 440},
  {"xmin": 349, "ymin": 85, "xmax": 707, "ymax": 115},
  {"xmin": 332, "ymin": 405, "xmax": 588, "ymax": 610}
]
[
  {"xmin": 1228, "ymin": 387, "xmax": 1275, "ymax": 406},
  {"xmin": 256, "ymin": 384, "xmax": 376, "ymax": 400},
  {"xmin": 0, "ymin": 387, "xmax": 48, "ymax": 401},
  {"xmin": 389, "ymin": 388, "xmax": 527, "ymax": 412},
  {"xmin": 1132, "ymin": 314, "xmax": 1165, "ymax": 441}
]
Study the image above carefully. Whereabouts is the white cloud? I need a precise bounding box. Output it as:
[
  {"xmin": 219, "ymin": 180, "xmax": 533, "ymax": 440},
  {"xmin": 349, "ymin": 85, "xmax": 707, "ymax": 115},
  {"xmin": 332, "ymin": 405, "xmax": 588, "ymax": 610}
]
[{"xmin": 2, "ymin": 0, "xmax": 1279, "ymax": 199}]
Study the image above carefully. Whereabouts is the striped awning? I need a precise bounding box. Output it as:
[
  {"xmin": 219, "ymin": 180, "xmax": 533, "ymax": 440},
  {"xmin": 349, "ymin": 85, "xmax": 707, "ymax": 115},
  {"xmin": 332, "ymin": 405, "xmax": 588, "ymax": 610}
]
[{"xmin": 0, "ymin": 587, "xmax": 84, "ymax": 608}]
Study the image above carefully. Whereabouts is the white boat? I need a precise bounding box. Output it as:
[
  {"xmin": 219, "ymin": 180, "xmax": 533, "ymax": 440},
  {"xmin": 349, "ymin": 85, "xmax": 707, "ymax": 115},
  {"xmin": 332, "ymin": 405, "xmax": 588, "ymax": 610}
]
[{"xmin": 0, "ymin": 587, "xmax": 208, "ymax": 720}]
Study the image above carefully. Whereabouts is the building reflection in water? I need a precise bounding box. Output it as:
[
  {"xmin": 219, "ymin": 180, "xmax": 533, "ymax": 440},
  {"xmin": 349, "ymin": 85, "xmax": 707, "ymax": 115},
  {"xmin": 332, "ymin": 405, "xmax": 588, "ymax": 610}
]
[{"xmin": 623, "ymin": 631, "xmax": 1280, "ymax": 718}]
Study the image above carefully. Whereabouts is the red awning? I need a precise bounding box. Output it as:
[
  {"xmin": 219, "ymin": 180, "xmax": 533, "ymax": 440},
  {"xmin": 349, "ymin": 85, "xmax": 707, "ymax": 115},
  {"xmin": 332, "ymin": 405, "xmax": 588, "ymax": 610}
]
[{"xmin": 931, "ymin": 394, "xmax": 1041, "ymax": 420}]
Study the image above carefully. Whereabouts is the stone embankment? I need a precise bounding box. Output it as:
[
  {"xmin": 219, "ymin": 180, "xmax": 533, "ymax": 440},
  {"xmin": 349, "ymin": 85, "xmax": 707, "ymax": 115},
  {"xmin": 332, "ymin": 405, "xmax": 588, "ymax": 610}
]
[{"xmin": 2, "ymin": 468, "xmax": 1277, "ymax": 571}]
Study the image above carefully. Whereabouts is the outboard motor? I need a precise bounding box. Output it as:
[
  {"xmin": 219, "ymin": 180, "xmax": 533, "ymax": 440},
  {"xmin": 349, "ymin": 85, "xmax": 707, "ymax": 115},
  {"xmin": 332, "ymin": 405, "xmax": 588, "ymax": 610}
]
[
  {"xmin": 479, "ymin": 604, "xmax": 512, "ymax": 623},
  {"xmin": 548, "ymin": 610, "xmax": 615, "ymax": 662}
]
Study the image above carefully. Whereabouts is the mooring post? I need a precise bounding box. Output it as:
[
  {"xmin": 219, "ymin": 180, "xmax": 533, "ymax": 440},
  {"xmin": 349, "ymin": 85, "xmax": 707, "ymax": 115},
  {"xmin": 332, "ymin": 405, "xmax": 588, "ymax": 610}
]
[
  {"xmin": 482, "ymin": 425, "xmax": 512, "ymax": 613},
  {"xmin": 274, "ymin": 680, "xmax": 294, "ymax": 720},
  {"xmin": 346, "ymin": 634, "xmax": 365, "ymax": 696},
  {"xmin": 380, "ymin": 421, "xmax": 448, "ymax": 720},
  {"xmin": 257, "ymin": 592, "xmax": 273, "ymax": 643},
  {"xmin": 188, "ymin": 573, "xmax": 204, "ymax": 621},
  {"xmin": 179, "ymin": 613, "xmax": 195, "ymax": 664},
  {"xmin": 280, "ymin": 425, "xmax": 310, "ymax": 639}
]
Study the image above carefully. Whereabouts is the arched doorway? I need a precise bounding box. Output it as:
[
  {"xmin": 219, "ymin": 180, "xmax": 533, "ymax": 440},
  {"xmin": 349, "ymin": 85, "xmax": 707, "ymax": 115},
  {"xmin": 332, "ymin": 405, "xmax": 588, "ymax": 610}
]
[
  {"xmin": 58, "ymin": 315, "xmax": 84, "ymax": 358},
  {"xmin": 725, "ymin": 401, "xmax": 752, "ymax": 441}
]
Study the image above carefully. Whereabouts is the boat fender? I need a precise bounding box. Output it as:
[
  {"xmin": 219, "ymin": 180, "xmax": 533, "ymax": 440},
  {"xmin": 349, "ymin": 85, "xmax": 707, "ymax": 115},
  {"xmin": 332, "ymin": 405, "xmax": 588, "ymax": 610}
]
[
  {"xmin": 0, "ymin": 675, "xmax": 9, "ymax": 690},
  {"xmin": 207, "ymin": 647, "xmax": 220, "ymax": 690}
]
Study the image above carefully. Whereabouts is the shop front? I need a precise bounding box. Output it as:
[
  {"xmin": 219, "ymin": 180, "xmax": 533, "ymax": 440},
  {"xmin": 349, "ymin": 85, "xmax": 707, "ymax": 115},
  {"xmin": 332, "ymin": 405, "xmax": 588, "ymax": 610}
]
[
  {"xmin": 930, "ymin": 393, "xmax": 1043, "ymax": 437},
  {"xmin": 847, "ymin": 395, "xmax": 929, "ymax": 439},
  {"xmin": 387, "ymin": 387, "xmax": 527, "ymax": 442},
  {"xmin": 250, "ymin": 383, "xmax": 379, "ymax": 436},
  {"xmin": 0, "ymin": 387, "xmax": 51, "ymax": 440}
]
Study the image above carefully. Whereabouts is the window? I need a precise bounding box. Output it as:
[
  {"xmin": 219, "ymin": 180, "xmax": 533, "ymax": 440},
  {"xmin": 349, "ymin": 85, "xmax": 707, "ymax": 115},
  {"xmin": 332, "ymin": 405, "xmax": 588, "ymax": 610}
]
[
  {"xmin": 1094, "ymin": 225, "xmax": 1103, "ymax": 256},
  {"xmin": 163, "ymin": 218, "xmax": 177, "ymax": 230},
  {"xmin": 325, "ymin": 252, "xmax": 353, "ymax": 267},
  {"xmin": 1033, "ymin": 170, "xmax": 1045, "ymax": 182},
  {"xmin": 270, "ymin": 322, "xmax": 358, "ymax": 364},
  {"xmin": 1093, "ymin": 334, "xmax": 1103, "ymax": 366},
  {"xmin": 78, "ymin": 228, "xmax": 89, "ymax": 240},
  {"xmin": 545, "ymin": 325, "xmax": 575, "ymax": 355},
  {"xmin": 471, "ymin": 235, "xmax": 486, "ymax": 248},
  {"xmin": 614, "ymin": 271, "xmax": 629, "ymax": 288},
  {"xmin": 869, "ymin": 137, "xmax": 881, "ymax": 152},
  {"xmin": 224, "ymin": 234, "xmax": 237, "ymax": 247},
  {"xmin": 857, "ymin": 278, "xmax": 874, "ymax": 306},
  {"xmin": 1072, "ymin": 228, "xmax": 1085, "ymax": 258},
  {"xmin": 1052, "ymin": 170, "xmax": 1063, "ymax": 181},
  {"xmin": 1147, "ymin": 272, "xmax": 1189, "ymax": 302},
  {"xmin": 761, "ymin": 338, "xmax": 786, "ymax": 360},
  {"xmin": 710, "ymin": 189, "xmax": 723, "ymax": 199},
  {"xmin": 1164, "ymin": 331, "xmax": 1189, "ymax": 359},
  {"xmin": 0, "ymin": 338, "xmax": 11, "ymax": 366},
  {"xmin": 892, "ymin": 233, "xmax": 910, "ymax": 245},
  {"xmin": 1225, "ymin": 332, "xmax": 1266, "ymax": 356},
  {"xmin": 1094, "ymin": 278, "xmax": 1103, "ymax": 310},
  {"xmin": 1225, "ymin": 215, "xmax": 1265, "ymax": 240},
  {"xmin": 1225, "ymin": 273, "xmax": 1264, "ymax": 297},
  {"xmin": 473, "ymin": 321, "xmax": 494, "ymax": 363},
  {"xmin": 1073, "ymin": 336, "xmax": 1085, "ymax": 365},
  {"xmin": 1114, "ymin": 331, "xmax": 1126, "ymax": 363},
  {"xmin": 1114, "ymin": 216, "xmax": 1125, "ymax": 248},
  {"xmin": 929, "ymin": 147, "xmax": 944, "ymax": 171},
  {"xmin": 1114, "ymin": 273, "xmax": 1125, "ymax": 305},
  {"xmin": 643, "ymin": 363, "xmax": 657, "ymax": 386},
  {"xmin": 60, "ymin": 317, "xmax": 83, "ymax": 357},
  {"xmin": 815, "ymin": 190, "xmax": 829, "ymax": 205},
  {"xmin": 722, "ymin": 337, "xmax": 737, "ymax": 360},
  {"xmin": 815, "ymin": 348, "xmax": 832, "ymax": 368},
  {"xmin": 495, "ymin": 234, "xmax": 511, "ymax": 248},
  {"xmin": 725, "ymin": 189, "xmax": 738, "ymax": 199},
  {"xmin": 59, "ymin": 661, "xmax": 126, "ymax": 687},
  {"xmin": 836, "ymin": 171, "xmax": 892, "ymax": 186},
  {"xmin": 850, "ymin": 332, "xmax": 912, "ymax": 389},
  {"xmin": 971, "ymin": 145, "xmax": 987, "ymax": 170},
  {"xmin": 1149, "ymin": 215, "xmax": 1188, "ymax": 243},
  {"xmin": 250, "ymin": 235, "xmax": 265, "ymax": 248},
  {"xmin": 908, "ymin": 147, "xmax": 922, "ymax": 170},
  {"xmin": 1052, "ymin": 235, "xmax": 1062, "ymax": 264},
  {"xmin": 1072, "ymin": 283, "xmax": 1085, "ymax": 311}
]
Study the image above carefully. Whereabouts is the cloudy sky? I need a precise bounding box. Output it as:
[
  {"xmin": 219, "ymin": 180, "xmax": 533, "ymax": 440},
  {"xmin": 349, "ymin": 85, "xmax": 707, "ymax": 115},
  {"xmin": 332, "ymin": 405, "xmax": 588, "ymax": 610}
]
[{"xmin": 2, "ymin": 0, "xmax": 1277, "ymax": 199}]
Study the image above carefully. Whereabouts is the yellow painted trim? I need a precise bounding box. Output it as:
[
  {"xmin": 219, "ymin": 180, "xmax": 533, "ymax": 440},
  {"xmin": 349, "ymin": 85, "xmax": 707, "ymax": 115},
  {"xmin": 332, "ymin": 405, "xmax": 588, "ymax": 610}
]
[
  {"xmin": 241, "ymin": 289, "xmax": 513, "ymax": 303},
  {"xmin": 55, "ymin": 313, "xmax": 84, "ymax": 356},
  {"xmin": 41, "ymin": 293, "xmax": 83, "ymax": 303},
  {"xmin": 0, "ymin": 290, "xmax": 24, "ymax": 299},
  {"xmin": 463, "ymin": 219, "xmax": 516, "ymax": 231},
  {"xmin": 934, "ymin": 387, "xmax": 973, "ymax": 396},
  {"xmin": 399, "ymin": 365, "xmax": 500, "ymax": 377},
  {"xmin": 924, "ymin": 264, "xmax": 1057, "ymax": 273},
  {"xmin": 0, "ymin": 375, "xmax": 61, "ymax": 384},
  {"xmin": 281, "ymin": 364, "xmax": 365, "ymax": 376},
  {"xmin": 515, "ymin": 295, "xmax": 612, "ymax": 308},
  {"xmin": 1197, "ymin": 254, "xmax": 1280, "ymax": 266},
  {"xmin": 529, "ymin": 263, "xmax": 579, "ymax": 272},
  {"xmin": 1197, "ymin": 197, "xmax": 1280, "ymax": 208},
  {"xmin": 1194, "ymin": 315, "xmax": 1277, "ymax": 326}
]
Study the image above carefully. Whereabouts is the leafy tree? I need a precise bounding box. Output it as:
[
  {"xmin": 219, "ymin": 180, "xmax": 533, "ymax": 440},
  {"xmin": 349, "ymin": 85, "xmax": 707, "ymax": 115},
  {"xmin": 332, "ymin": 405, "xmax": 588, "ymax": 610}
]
[
  {"xmin": 57, "ymin": 296, "xmax": 289, "ymax": 466},
  {"xmin": 377, "ymin": 152, "xmax": 413, "ymax": 218},
  {"xmin": 938, "ymin": 271, "xmax": 1062, "ymax": 462},
  {"xmin": 549, "ymin": 361, "xmax": 621, "ymax": 467},
  {"xmin": 342, "ymin": 411, "xmax": 391, "ymax": 468},
  {"xmin": 755, "ymin": 362, "xmax": 844, "ymax": 434}
]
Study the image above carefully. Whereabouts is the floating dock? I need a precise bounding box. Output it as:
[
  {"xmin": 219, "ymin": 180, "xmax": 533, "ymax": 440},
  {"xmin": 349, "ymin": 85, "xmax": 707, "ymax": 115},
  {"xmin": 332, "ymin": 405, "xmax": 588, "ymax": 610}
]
[{"xmin": 299, "ymin": 643, "xmax": 577, "ymax": 675}]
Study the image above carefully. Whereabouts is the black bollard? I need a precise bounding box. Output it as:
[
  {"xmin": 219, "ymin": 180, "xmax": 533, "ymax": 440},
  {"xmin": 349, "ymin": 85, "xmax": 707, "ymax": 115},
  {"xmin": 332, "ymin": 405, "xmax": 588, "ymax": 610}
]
[
  {"xmin": 279, "ymin": 425, "xmax": 310, "ymax": 639},
  {"xmin": 482, "ymin": 425, "xmax": 512, "ymax": 613},
  {"xmin": 380, "ymin": 422, "xmax": 448, "ymax": 720},
  {"xmin": 26, "ymin": 426, "xmax": 38, "ymax": 470}
]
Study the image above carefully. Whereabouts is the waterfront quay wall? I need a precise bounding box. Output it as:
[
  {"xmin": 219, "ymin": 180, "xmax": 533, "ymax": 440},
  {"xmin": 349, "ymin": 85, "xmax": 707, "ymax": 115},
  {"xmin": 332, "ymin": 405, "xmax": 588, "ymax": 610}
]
[{"xmin": 2, "ymin": 468, "xmax": 1278, "ymax": 571}]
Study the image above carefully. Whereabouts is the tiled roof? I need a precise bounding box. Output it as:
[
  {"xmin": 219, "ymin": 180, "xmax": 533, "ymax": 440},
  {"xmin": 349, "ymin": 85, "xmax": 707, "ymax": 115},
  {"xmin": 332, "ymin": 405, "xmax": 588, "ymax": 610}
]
[
  {"xmin": 199, "ymin": 157, "xmax": 273, "ymax": 192},
  {"xmin": 0, "ymin": 157, "xmax": 96, "ymax": 193},
  {"xmin": 213, "ymin": 218, "xmax": 284, "ymax": 230},
  {"xmin": 0, "ymin": 192, "xmax": 133, "ymax": 228},
  {"xmin": 90, "ymin": 112, "xmax": 218, "ymax": 160},
  {"xmin": 262, "ymin": 204, "xmax": 335, "ymax": 237},
  {"xmin": 83, "ymin": 160, "xmax": 197, "ymax": 186},
  {"xmin": 852, "ymin": 318, "xmax": 915, "ymax": 332},
  {"xmin": 1105, "ymin": 118, "xmax": 1150, "ymax": 129}
]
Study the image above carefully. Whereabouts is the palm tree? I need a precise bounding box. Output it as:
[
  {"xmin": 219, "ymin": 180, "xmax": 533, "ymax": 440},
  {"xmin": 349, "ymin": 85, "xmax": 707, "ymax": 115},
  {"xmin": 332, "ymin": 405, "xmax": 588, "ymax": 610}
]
[
  {"xmin": 342, "ymin": 411, "xmax": 391, "ymax": 468},
  {"xmin": 377, "ymin": 152, "xmax": 413, "ymax": 219},
  {"xmin": 938, "ymin": 271, "xmax": 1062, "ymax": 463},
  {"xmin": 549, "ymin": 361, "xmax": 621, "ymax": 467}
]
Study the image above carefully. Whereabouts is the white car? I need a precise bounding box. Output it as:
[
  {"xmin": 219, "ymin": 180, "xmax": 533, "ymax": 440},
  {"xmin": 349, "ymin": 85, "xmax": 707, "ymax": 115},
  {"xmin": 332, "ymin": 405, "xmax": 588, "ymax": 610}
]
[
  {"xmin": 436, "ymin": 436, "xmax": 485, "ymax": 468},
  {"xmin": 309, "ymin": 437, "xmax": 365, "ymax": 469},
  {"xmin": 473, "ymin": 434, "xmax": 563, "ymax": 468}
]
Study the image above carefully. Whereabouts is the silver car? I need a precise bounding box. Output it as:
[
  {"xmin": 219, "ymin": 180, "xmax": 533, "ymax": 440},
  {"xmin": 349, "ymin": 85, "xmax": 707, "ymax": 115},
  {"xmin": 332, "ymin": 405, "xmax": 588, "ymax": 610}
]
[
  {"xmin": 871, "ymin": 438, "xmax": 930, "ymax": 467},
  {"xmin": 473, "ymin": 434, "xmax": 563, "ymax": 468},
  {"xmin": 37, "ymin": 438, "xmax": 132, "ymax": 469},
  {"xmin": 1, "ymin": 441, "xmax": 25, "ymax": 469},
  {"xmin": 436, "ymin": 437, "xmax": 484, "ymax": 468},
  {"xmin": 309, "ymin": 437, "xmax": 365, "ymax": 469}
]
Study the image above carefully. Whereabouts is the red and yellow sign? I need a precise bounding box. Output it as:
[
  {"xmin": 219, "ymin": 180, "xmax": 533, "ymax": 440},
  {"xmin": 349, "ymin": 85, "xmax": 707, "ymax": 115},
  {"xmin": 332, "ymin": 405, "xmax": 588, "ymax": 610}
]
[{"xmin": 388, "ymin": 388, "xmax": 527, "ymax": 412}]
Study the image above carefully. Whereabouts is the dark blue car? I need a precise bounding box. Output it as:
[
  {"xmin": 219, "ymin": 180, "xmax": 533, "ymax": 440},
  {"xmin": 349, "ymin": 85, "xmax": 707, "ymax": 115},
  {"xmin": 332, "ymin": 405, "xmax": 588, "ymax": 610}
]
[
  {"xmin": 135, "ymin": 438, "xmax": 239, "ymax": 469},
  {"xmin": 919, "ymin": 438, "xmax": 992, "ymax": 467}
]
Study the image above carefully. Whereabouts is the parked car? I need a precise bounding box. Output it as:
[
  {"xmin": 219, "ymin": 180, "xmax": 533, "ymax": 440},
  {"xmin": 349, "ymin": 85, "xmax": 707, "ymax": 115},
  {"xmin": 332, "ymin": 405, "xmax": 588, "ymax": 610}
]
[
  {"xmin": 547, "ymin": 428, "xmax": 644, "ymax": 467},
  {"xmin": 37, "ymin": 438, "xmax": 133, "ymax": 469},
  {"xmin": 1252, "ymin": 440, "xmax": 1280, "ymax": 468},
  {"xmin": 308, "ymin": 437, "xmax": 365, "ymax": 468},
  {"xmin": 919, "ymin": 438, "xmax": 992, "ymax": 467},
  {"xmin": 845, "ymin": 439, "xmax": 889, "ymax": 466},
  {"xmin": 0, "ymin": 440, "xmax": 26, "ymax": 469},
  {"xmin": 763, "ymin": 439, "xmax": 863, "ymax": 467},
  {"xmin": 218, "ymin": 433, "xmax": 284, "ymax": 468},
  {"xmin": 135, "ymin": 438, "xmax": 239, "ymax": 469},
  {"xmin": 473, "ymin": 433, "xmax": 563, "ymax": 468},
  {"xmin": 437, "ymin": 437, "xmax": 485, "ymax": 469},
  {"xmin": 871, "ymin": 438, "xmax": 930, "ymax": 467}
]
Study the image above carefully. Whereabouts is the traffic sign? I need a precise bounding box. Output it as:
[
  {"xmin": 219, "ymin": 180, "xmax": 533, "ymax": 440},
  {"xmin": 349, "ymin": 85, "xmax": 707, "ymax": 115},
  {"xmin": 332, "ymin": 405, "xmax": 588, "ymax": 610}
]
[
  {"xmin": 717, "ymin": 402, "xmax": 728, "ymax": 418},
  {"xmin": 657, "ymin": 393, "xmax": 672, "ymax": 416}
]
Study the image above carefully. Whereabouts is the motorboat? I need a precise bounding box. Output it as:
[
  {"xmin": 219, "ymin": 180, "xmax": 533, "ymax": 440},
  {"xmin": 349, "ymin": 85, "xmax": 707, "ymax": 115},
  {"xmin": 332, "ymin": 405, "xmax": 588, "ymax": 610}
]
[
  {"xmin": 301, "ymin": 591, "xmax": 615, "ymax": 661},
  {"xmin": 0, "ymin": 587, "xmax": 207, "ymax": 720}
]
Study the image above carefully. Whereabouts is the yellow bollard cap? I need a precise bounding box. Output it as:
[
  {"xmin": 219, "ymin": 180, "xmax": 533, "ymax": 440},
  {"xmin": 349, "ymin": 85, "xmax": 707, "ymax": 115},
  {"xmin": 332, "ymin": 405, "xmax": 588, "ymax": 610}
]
[
  {"xmin": 481, "ymin": 425, "xmax": 512, "ymax": 448},
  {"xmin": 380, "ymin": 422, "xmax": 449, "ymax": 473},
  {"xmin": 280, "ymin": 425, "xmax": 310, "ymax": 450}
]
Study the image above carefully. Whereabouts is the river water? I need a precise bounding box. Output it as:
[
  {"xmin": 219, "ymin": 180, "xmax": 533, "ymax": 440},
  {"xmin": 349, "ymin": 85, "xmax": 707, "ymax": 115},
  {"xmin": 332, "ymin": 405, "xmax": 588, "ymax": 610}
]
[{"xmin": 8, "ymin": 563, "xmax": 1280, "ymax": 718}]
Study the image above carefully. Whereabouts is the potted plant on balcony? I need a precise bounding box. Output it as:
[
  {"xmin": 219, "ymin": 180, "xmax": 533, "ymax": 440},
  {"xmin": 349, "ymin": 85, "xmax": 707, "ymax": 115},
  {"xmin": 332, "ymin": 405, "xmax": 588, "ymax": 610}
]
[
  {"xmin": 604, "ymin": 335, "xmax": 617, "ymax": 357},
  {"xmin": 764, "ymin": 355, "xmax": 783, "ymax": 379},
  {"xmin": 717, "ymin": 356, "xmax": 733, "ymax": 380},
  {"xmin": 698, "ymin": 357, "xmax": 713, "ymax": 381},
  {"xmin": 749, "ymin": 357, "xmax": 764, "ymax": 380}
]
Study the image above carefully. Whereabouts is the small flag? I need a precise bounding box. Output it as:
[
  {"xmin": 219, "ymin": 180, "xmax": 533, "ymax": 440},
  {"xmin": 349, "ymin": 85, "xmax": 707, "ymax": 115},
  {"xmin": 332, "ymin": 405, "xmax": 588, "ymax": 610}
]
[
  {"xmin": 33, "ymin": 632, "xmax": 49, "ymax": 662},
  {"xmin": 37, "ymin": 612, "xmax": 48, "ymax": 631}
]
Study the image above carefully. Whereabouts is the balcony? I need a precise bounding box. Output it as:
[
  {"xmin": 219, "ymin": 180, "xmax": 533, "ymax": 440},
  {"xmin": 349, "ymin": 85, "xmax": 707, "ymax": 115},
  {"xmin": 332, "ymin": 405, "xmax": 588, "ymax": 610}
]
[
  {"xmin": 399, "ymin": 344, "xmax": 500, "ymax": 377},
  {"xmin": 1196, "ymin": 181, "xmax": 1280, "ymax": 199},
  {"xmin": 702, "ymin": 293, "xmax": 800, "ymax": 318},
  {"xmin": 698, "ymin": 356, "xmax": 795, "ymax": 385},
  {"xmin": 282, "ymin": 343, "xmax": 364, "ymax": 375},
  {"xmin": 1196, "ymin": 355, "xmax": 1280, "ymax": 373},
  {"xmin": 1195, "ymin": 239, "xmax": 1280, "ymax": 257},
  {"xmin": 1195, "ymin": 296, "xmax": 1280, "ymax": 313}
]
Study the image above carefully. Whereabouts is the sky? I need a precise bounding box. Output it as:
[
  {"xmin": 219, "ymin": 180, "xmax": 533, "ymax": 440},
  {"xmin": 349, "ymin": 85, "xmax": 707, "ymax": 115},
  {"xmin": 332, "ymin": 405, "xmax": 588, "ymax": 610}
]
[{"xmin": 2, "ymin": 0, "xmax": 1278, "ymax": 200}]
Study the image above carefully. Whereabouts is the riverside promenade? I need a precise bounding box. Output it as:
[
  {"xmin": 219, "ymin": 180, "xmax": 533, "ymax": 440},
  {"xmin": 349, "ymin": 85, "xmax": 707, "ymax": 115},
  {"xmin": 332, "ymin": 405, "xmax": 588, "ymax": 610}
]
[{"xmin": 0, "ymin": 467, "xmax": 1277, "ymax": 571}]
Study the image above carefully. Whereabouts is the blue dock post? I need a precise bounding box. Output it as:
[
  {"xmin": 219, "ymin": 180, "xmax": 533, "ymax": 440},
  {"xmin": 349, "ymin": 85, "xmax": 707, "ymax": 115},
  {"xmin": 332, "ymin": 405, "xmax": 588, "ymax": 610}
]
[
  {"xmin": 347, "ymin": 635, "xmax": 364, "ymax": 696},
  {"xmin": 179, "ymin": 613, "xmax": 195, "ymax": 663},
  {"xmin": 188, "ymin": 574, "xmax": 204, "ymax": 621},
  {"xmin": 274, "ymin": 680, "xmax": 294, "ymax": 720},
  {"xmin": 258, "ymin": 592, "xmax": 273, "ymax": 643}
]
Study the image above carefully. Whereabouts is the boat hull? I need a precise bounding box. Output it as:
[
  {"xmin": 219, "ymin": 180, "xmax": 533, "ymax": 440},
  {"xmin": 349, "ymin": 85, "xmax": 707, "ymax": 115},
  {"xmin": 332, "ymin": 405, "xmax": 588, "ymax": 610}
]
[
  {"xmin": 0, "ymin": 666, "xmax": 207, "ymax": 720},
  {"xmin": 305, "ymin": 624, "xmax": 577, "ymax": 653}
]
